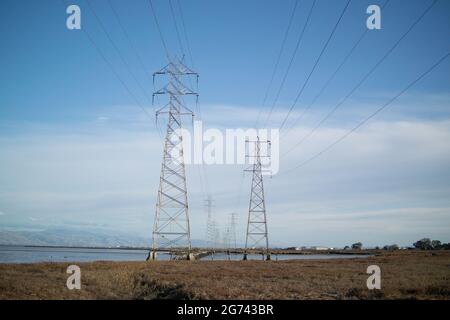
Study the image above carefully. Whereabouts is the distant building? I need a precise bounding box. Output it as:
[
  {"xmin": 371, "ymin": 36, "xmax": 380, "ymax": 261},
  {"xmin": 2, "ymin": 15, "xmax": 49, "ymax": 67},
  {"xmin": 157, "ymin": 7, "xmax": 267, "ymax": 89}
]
[
  {"xmin": 286, "ymin": 246, "xmax": 333, "ymax": 251},
  {"xmin": 285, "ymin": 247, "xmax": 302, "ymax": 251},
  {"xmin": 311, "ymin": 246, "xmax": 330, "ymax": 251}
]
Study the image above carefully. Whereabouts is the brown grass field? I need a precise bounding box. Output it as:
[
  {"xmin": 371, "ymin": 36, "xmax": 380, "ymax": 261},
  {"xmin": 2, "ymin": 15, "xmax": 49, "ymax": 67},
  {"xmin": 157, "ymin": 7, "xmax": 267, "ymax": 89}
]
[{"xmin": 0, "ymin": 251, "xmax": 449, "ymax": 300}]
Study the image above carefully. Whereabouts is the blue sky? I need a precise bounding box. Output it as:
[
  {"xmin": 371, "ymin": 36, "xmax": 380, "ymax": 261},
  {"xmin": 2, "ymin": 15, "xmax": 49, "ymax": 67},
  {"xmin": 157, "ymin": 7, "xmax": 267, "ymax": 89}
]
[{"xmin": 0, "ymin": 0, "xmax": 449, "ymax": 247}]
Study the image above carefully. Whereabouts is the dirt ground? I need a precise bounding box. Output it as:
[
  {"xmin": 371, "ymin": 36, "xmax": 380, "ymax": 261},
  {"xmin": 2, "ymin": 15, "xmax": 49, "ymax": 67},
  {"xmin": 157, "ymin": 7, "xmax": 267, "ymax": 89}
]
[{"xmin": 0, "ymin": 250, "xmax": 449, "ymax": 299}]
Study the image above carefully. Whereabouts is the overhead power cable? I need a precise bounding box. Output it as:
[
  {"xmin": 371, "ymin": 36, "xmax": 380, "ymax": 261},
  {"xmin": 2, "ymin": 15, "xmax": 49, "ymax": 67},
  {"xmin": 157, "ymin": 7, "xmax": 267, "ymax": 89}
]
[
  {"xmin": 148, "ymin": 0, "xmax": 171, "ymax": 61},
  {"xmin": 262, "ymin": 0, "xmax": 317, "ymax": 127},
  {"xmin": 169, "ymin": 0, "xmax": 185, "ymax": 56},
  {"xmin": 107, "ymin": 0, "xmax": 164, "ymax": 139},
  {"xmin": 281, "ymin": 0, "xmax": 391, "ymax": 139},
  {"xmin": 282, "ymin": 0, "xmax": 439, "ymax": 158},
  {"xmin": 60, "ymin": 0, "xmax": 153, "ymax": 121},
  {"xmin": 254, "ymin": 0, "xmax": 300, "ymax": 128},
  {"xmin": 165, "ymin": 0, "xmax": 210, "ymax": 196},
  {"xmin": 279, "ymin": 51, "xmax": 449, "ymax": 175},
  {"xmin": 278, "ymin": 0, "xmax": 352, "ymax": 131},
  {"xmin": 85, "ymin": 0, "xmax": 155, "ymax": 105},
  {"xmin": 176, "ymin": 0, "xmax": 195, "ymax": 68},
  {"xmin": 107, "ymin": 0, "xmax": 153, "ymax": 85}
]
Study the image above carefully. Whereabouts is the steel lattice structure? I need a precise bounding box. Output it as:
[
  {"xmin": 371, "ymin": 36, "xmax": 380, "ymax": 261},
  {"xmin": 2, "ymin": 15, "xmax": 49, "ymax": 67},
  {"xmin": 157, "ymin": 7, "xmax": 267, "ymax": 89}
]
[
  {"xmin": 205, "ymin": 196, "xmax": 216, "ymax": 248},
  {"xmin": 229, "ymin": 212, "xmax": 237, "ymax": 249},
  {"xmin": 149, "ymin": 59, "xmax": 198, "ymax": 260},
  {"xmin": 244, "ymin": 137, "xmax": 271, "ymax": 260}
]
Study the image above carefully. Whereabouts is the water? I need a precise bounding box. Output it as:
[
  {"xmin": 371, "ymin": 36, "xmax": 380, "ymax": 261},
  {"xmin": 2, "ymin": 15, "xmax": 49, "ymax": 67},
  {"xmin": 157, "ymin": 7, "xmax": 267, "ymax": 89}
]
[
  {"xmin": 0, "ymin": 246, "xmax": 370, "ymax": 263},
  {"xmin": 200, "ymin": 253, "xmax": 371, "ymax": 261},
  {"xmin": 0, "ymin": 245, "xmax": 171, "ymax": 263}
]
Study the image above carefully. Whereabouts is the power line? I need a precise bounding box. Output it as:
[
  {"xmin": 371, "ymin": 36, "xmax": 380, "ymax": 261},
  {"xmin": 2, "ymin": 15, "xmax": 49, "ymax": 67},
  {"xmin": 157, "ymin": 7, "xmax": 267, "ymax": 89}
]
[
  {"xmin": 278, "ymin": 0, "xmax": 352, "ymax": 131},
  {"xmin": 85, "ymin": 0, "xmax": 154, "ymax": 105},
  {"xmin": 281, "ymin": 0, "xmax": 391, "ymax": 139},
  {"xmin": 176, "ymin": 0, "xmax": 195, "ymax": 68},
  {"xmin": 233, "ymin": 172, "xmax": 246, "ymax": 212},
  {"xmin": 169, "ymin": 0, "xmax": 185, "ymax": 56},
  {"xmin": 255, "ymin": 0, "xmax": 300, "ymax": 128},
  {"xmin": 107, "ymin": 0, "xmax": 152, "ymax": 84},
  {"xmin": 279, "ymin": 51, "xmax": 449, "ymax": 175},
  {"xmin": 85, "ymin": 0, "xmax": 165, "ymax": 144},
  {"xmin": 169, "ymin": 0, "xmax": 202, "ymax": 119},
  {"xmin": 173, "ymin": 0, "xmax": 210, "ymax": 197},
  {"xmin": 281, "ymin": 0, "xmax": 439, "ymax": 158},
  {"xmin": 148, "ymin": 0, "xmax": 171, "ymax": 61},
  {"xmin": 262, "ymin": 0, "xmax": 317, "ymax": 128},
  {"xmin": 60, "ymin": 0, "xmax": 153, "ymax": 122},
  {"xmin": 106, "ymin": 0, "xmax": 164, "ymax": 140}
]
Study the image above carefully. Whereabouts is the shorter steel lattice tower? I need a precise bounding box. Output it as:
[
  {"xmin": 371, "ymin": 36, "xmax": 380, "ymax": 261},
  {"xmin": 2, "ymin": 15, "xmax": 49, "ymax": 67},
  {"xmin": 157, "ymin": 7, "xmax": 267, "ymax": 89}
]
[
  {"xmin": 148, "ymin": 59, "xmax": 198, "ymax": 261},
  {"xmin": 244, "ymin": 137, "xmax": 271, "ymax": 260}
]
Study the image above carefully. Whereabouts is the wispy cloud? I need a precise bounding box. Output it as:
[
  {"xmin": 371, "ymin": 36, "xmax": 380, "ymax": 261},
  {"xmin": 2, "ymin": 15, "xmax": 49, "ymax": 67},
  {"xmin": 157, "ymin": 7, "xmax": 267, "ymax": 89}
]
[
  {"xmin": 1, "ymin": 93, "xmax": 450, "ymax": 246},
  {"xmin": 96, "ymin": 116, "xmax": 109, "ymax": 122}
]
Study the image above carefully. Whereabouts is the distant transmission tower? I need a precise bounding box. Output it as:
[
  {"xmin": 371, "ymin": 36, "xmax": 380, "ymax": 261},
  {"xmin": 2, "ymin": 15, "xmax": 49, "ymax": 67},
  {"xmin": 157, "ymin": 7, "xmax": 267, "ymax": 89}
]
[
  {"xmin": 223, "ymin": 227, "xmax": 230, "ymax": 249},
  {"xmin": 244, "ymin": 137, "xmax": 271, "ymax": 260},
  {"xmin": 214, "ymin": 225, "xmax": 221, "ymax": 249},
  {"xmin": 229, "ymin": 212, "xmax": 237, "ymax": 249},
  {"xmin": 149, "ymin": 59, "xmax": 199, "ymax": 260},
  {"xmin": 205, "ymin": 196, "xmax": 216, "ymax": 248}
]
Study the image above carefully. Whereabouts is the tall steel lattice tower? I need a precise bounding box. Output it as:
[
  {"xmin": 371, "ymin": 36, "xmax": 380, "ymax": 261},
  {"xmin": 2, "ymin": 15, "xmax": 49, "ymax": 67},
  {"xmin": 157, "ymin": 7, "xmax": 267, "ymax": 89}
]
[
  {"xmin": 244, "ymin": 137, "xmax": 271, "ymax": 261},
  {"xmin": 148, "ymin": 59, "xmax": 198, "ymax": 261}
]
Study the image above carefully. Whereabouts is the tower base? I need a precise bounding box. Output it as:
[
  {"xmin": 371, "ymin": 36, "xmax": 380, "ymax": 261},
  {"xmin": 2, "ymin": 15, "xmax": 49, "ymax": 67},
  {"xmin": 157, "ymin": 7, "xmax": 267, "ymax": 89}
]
[{"xmin": 146, "ymin": 251, "xmax": 157, "ymax": 261}]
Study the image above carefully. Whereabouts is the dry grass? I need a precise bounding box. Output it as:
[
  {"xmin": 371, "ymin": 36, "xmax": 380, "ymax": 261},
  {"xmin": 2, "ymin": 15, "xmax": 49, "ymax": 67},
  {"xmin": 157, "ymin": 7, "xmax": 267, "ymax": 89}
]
[{"xmin": 0, "ymin": 251, "xmax": 449, "ymax": 300}]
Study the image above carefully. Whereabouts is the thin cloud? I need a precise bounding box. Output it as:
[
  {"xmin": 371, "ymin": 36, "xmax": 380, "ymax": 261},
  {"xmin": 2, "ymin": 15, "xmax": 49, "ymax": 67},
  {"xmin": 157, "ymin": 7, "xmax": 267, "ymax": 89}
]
[{"xmin": 1, "ymin": 96, "xmax": 450, "ymax": 246}]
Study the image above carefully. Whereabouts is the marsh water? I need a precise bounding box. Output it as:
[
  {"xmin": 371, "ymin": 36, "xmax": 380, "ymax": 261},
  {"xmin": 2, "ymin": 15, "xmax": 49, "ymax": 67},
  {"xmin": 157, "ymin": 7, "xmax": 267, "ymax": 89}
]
[
  {"xmin": 0, "ymin": 246, "xmax": 370, "ymax": 263},
  {"xmin": 200, "ymin": 252, "xmax": 370, "ymax": 261}
]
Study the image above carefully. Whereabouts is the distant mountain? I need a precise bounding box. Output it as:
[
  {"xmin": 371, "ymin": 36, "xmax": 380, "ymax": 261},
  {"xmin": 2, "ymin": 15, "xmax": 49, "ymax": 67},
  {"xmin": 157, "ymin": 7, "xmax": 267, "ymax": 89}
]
[
  {"xmin": 0, "ymin": 227, "xmax": 150, "ymax": 247},
  {"xmin": 0, "ymin": 227, "xmax": 211, "ymax": 248}
]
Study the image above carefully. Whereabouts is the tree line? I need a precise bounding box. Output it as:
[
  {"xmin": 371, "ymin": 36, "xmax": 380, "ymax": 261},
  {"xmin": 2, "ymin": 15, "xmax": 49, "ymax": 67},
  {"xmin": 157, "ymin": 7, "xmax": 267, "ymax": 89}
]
[{"xmin": 343, "ymin": 238, "xmax": 450, "ymax": 251}]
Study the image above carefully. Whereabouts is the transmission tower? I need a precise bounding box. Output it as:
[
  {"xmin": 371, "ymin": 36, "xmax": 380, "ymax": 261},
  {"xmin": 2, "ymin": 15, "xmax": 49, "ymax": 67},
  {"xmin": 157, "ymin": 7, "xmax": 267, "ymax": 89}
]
[
  {"xmin": 223, "ymin": 227, "xmax": 230, "ymax": 249},
  {"xmin": 244, "ymin": 137, "xmax": 271, "ymax": 260},
  {"xmin": 149, "ymin": 59, "xmax": 199, "ymax": 260},
  {"xmin": 205, "ymin": 196, "xmax": 216, "ymax": 248},
  {"xmin": 229, "ymin": 212, "xmax": 237, "ymax": 249},
  {"xmin": 214, "ymin": 225, "xmax": 221, "ymax": 249}
]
